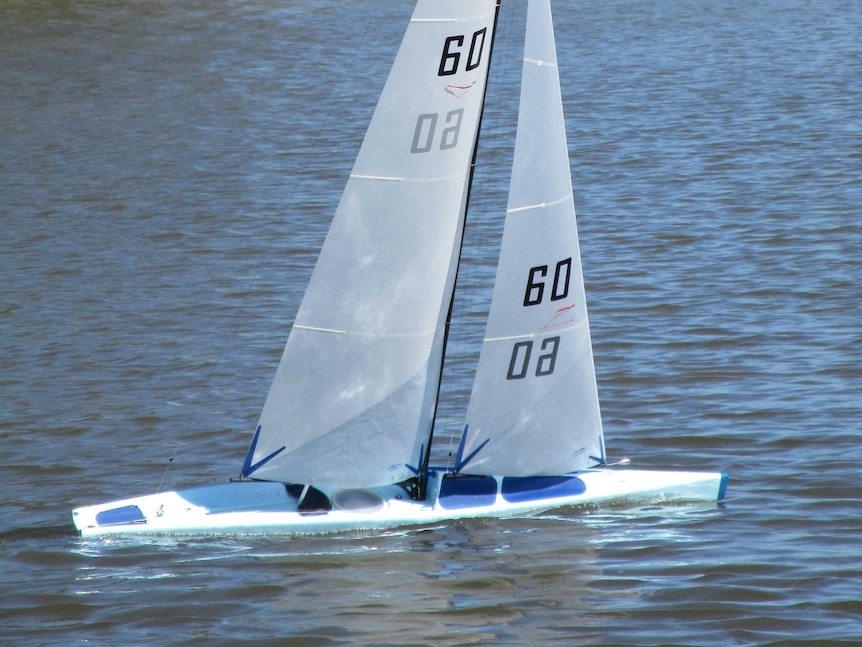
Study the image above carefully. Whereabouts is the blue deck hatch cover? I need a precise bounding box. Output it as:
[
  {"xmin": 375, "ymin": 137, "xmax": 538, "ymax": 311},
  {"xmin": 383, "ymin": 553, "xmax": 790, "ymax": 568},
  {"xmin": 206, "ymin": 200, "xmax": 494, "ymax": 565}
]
[{"xmin": 95, "ymin": 505, "xmax": 147, "ymax": 526}]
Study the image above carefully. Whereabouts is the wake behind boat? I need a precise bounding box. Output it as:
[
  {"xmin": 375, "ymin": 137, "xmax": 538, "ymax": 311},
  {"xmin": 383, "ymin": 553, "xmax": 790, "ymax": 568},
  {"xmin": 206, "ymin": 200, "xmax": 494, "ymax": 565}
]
[{"xmin": 72, "ymin": 0, "xmax": 726, "ymax": 537}]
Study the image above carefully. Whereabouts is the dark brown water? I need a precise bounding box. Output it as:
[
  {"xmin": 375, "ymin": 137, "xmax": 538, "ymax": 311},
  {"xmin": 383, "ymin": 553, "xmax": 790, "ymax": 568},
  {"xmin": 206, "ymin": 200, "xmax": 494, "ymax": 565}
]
[{"xmin": 2, "ymin": 1, "xmax": 860, "ymax": 645}]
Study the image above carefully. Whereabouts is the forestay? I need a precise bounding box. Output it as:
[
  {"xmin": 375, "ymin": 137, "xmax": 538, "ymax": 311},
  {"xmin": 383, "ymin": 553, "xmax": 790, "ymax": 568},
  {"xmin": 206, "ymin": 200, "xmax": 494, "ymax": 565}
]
[
  {"xmin": 246, "ymin": 0, "xmax": 498, "ymax": 488},
  {"xmin": 462, "ymin": 0, "xmax": 605, "ymax": 476}
]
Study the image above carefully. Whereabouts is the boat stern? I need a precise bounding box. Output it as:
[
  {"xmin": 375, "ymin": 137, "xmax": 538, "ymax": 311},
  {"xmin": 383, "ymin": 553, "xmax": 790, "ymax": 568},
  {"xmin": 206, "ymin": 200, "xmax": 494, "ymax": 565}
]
[{"xmin": 71, "ymin": 481, "xmax": 292, "ymax": 536}]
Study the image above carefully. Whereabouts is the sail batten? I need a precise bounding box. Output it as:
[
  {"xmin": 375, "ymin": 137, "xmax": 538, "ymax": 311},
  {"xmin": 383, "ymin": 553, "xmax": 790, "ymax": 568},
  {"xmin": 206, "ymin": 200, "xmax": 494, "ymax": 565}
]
[
  {"xmin": 293, "ymin": 324, "xmax": 436, "ymax": 339},
  {"xmin": 483, "ymin": 318, "xmax": 589, "ymax": 344},
  {"xmin": 506, "ymin": 191, "xmax": 573, "ymax": 214},
  {"xmin": 348, "ymin": 172, "xmax": 471, "ymax": 183},
  {"xmin": 523, "ymin": 57, "xmax": 557, "ymax": 68}
]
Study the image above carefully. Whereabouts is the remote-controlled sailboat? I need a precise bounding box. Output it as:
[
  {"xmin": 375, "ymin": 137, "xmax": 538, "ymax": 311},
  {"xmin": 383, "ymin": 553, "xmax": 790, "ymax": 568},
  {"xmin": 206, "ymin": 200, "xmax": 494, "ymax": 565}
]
[{"xmin": 73, "ymin": 0, "xmax": 726, "ymax": 537}]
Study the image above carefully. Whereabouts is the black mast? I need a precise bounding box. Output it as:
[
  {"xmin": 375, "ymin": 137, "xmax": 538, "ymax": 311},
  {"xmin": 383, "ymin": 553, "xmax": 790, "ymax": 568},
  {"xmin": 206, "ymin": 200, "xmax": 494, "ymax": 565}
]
[{"xmin": 416, "ymin": 1, "xmax": 503, "ymax": 499}]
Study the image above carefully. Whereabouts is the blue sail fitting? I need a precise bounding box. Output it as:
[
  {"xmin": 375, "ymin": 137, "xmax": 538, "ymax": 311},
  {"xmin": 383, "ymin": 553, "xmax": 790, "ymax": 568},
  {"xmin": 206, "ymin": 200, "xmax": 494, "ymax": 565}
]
[
  {"xmin": 241, "ymin": 425, "xmax": 286, "ymax": 478},
  {"xmin": 454, "ymin": 424, "xmax": 490, "ymax": 473}
]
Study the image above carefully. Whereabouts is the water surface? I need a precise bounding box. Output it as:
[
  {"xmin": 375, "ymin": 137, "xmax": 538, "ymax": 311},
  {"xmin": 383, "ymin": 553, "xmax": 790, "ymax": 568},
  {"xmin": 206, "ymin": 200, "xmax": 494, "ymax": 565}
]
[{"xmin": 1, "ymin": 1, "xmax": 860, "ymax": 644}]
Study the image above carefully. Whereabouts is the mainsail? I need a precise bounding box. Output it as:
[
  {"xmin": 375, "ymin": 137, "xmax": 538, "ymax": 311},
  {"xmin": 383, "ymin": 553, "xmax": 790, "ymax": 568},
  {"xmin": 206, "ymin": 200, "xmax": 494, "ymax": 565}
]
[
  {"xmin": 462, "ymin": 0, "xmax": 605, "ymax": 476},
  {"xmin": 245, "ymin": 0, "xmax": 498, "ymax": 488}
]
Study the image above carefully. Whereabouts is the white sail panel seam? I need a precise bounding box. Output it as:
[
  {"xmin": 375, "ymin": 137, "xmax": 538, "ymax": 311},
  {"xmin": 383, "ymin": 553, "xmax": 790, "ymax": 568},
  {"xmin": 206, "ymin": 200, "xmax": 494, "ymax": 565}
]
[
  {"xmin": 524, "ymin": 57, "xmax": 558, "ymax": 69},
  {"xmin": 506, "ymin": 191, "xmax": 571, "ymax": 214},
  {"xmin": 483, "ymin": 319, "xmax": 589, "ymax": 343},
  {"xmin": 412, "ymin": 13, "xmax": 493, "ymax": 24},
  {"xmin": 349, "ymin": 172, "xmax": 468, "ymax": 183},
  {"xmin": 349, "ymin": 174, "xmax": 403, "ymax": 182},
  {"xmin": 293, "ymin": 324, "xmax": 435, "ymax": 339}
]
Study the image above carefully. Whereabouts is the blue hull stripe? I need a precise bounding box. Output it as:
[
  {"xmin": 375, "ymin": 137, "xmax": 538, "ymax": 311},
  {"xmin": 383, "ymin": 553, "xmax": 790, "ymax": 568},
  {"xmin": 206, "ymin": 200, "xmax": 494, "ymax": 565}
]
[
  {"xmin": 438, "ymin": 476, "xmax": 497, "ymax": 510},
  {"xmin": 500, "ymin": 475, "xmax": 586, "ymax": 503}
]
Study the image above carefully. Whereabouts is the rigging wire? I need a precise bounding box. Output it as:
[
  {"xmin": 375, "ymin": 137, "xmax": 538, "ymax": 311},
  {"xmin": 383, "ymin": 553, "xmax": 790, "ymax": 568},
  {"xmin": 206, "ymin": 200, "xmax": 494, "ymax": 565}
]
[{"xmin": 156, "ymin": 443, "xmax": 182, "ymax": 493}]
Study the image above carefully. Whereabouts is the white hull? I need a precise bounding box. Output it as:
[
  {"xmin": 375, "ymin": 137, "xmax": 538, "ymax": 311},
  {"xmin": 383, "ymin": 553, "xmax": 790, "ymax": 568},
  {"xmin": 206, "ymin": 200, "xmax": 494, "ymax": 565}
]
[{"xmin": 72, "ymin": 469, "xmax": 727, "ymax": 537}]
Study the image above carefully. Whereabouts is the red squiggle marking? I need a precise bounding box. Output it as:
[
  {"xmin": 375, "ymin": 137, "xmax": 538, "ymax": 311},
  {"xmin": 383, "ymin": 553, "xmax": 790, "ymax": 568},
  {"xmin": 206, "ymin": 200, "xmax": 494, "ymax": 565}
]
[
  {"xmin": 540, "ymin": 318, "xmax": 575, "ymax": 331},
  {"xmin": 539, "ymin": 303, "xmax": 577, "ymax": 330}
]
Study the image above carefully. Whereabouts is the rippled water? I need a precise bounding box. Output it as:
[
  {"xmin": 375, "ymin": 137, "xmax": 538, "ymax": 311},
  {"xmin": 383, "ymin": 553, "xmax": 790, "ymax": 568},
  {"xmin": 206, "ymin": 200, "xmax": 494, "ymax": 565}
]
[{"xmin": 2, "ymin": 1, "xmax": 860, "ymax": 645}]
